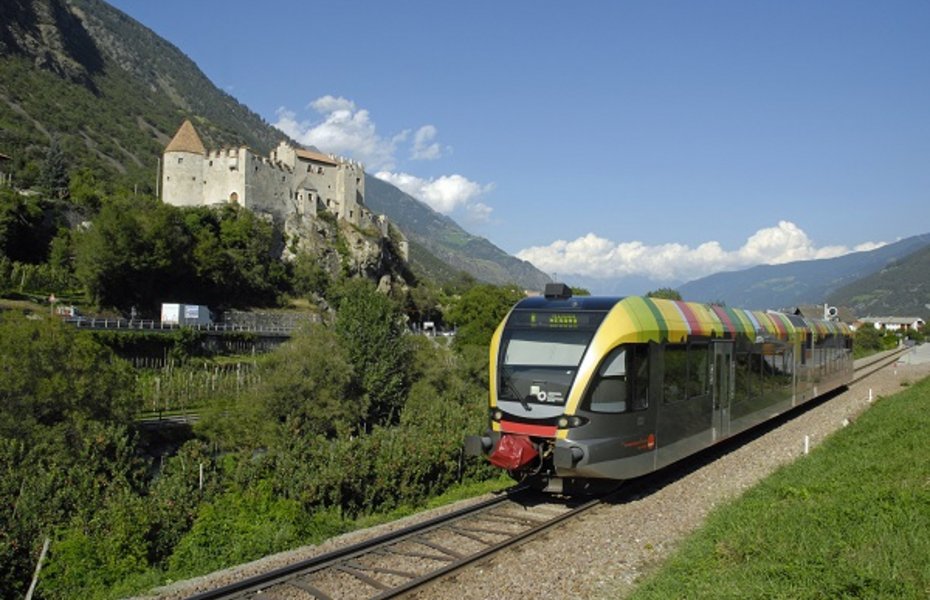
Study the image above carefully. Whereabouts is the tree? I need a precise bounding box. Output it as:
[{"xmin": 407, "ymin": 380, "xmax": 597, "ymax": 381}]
[
  {"xmin": 403, "ymin": 283, "xmax": 443, "ymax": 328},
  {"xmin": 40, "ymin": 137, "xmax": 69, "ymax": 200},
  {"xmin": 646, "ymin": 287, "xmax": 683, "ymax": 301},
  {"xmin": 853, "ymin": 323, "xmax": 882, "ymax": 356},
  {"xmin": 216, "ymin": 206, "xmax": 286, "ymax": 305},
  {"xmin": 333, "ymin": 279, "xmax": 412, "ymax": 429},
  {"xmin": 255, "ymin": 324, "xmax": 357, "ymax": 438},
  {"xmin": 0, "ymin": 314, "xmax": 141, "ymax": 598},
  {"xmin": 74, "ymin": 201, "xmax": 288, "ymax": 312},
  {"xmin": 184, "ymin": 205, "xmax": 287, "ymax": 307},
  {"xmin": 445, "ymin": 284, "xmax": 525, "ymax": 349},
  {"xmin": 73, "ymin": 196, "xmax": 192, "ymax": 311},
  {"xmin": 290, "ymin": 249, "xmax": 331, "ymax": 299},
  {"xmin": 570, "ymin": 286, "xmax": 592, "ymax": 296},
  {"xmin": 68, "ymin": 167, "xmax": 103, "ymax": 212},
  {"xmin": 0, "ymin": 313, "xmax": 137, "ymax": 440},
  {"xmin": 0, "ymin": 188, "xmax": 53, "ymax": 262}
]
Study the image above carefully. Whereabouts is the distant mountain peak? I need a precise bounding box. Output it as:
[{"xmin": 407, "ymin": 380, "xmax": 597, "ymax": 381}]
[{"xmin": 678, "ymin": 233, "xmax": 930, "ymax": 314}]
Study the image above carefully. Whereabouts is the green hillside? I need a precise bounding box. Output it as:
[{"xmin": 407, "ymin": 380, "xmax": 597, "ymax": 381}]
[
  {"xmin": 827, "ymin": 243, "xmax": 930, "ymax": 320},
  {"xmin": 0, "ymin": 0, "xmax": 283, "ymax": 194},
  {"xmin": 0, "ymin": 0, "xmax": 550, "ymax": 290},
  {"xmin": 365, "ymin": 174, "xmax": 551, "ymax": 289}
]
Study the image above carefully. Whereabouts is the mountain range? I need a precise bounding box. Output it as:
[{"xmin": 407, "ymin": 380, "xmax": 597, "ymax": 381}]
[
  {"xmin": 0, "ymin": 0, "xmax": 550, "ymax": 290},
  {"xmin": 677, "ymin": 233, "xmax": 930, "ymax": 317},
  {"xmin": 827, "ymin": 241, "xmax": 930, "ymax": 319}
]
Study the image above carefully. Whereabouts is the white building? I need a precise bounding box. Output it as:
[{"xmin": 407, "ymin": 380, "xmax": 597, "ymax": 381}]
[{"xmin": 857, "ymin": 316, "xmax": 925, "ymax": 332}]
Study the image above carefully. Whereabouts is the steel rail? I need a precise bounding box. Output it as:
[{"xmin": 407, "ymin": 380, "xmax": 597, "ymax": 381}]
[
  {"xmin": 184, "ymin": 488, "xmax": 525, "ymax": 600},
  {"xmin": 369, "ymin": 492, "xmax": 611, "ymax": 599},
  {"xmin": 852, "ymin": 347, "xmax": 909, "ymax": 384}
]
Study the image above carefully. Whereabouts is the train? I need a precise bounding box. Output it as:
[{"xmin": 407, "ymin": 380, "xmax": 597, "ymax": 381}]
[{"xmin": 465, "ymin": 284, "xmax": 854, "ymax": 494}]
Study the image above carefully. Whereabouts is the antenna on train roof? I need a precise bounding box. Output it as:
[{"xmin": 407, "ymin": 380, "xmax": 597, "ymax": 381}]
[{"xmin": 544, "ymin": 283, "xmax": 573, "ymax": 300}]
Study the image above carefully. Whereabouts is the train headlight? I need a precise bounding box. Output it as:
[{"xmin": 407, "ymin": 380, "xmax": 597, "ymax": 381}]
[
  {"xmin": 557, "ymin": 415, "xmax": 588, "ymax": 429},
  {"xmin": 490, "ymin": 409, "xmax": 503, "ymax": 422}
]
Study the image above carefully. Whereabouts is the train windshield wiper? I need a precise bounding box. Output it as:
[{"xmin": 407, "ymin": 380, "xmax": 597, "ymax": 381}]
[{"xmin": 501, "ymin": 370, "xmax": 531, "ymax": 411}]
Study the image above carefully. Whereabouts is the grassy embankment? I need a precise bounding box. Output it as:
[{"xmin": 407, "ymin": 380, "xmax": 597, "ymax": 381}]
[{"xmin": 629, "ymin": 375, "xmax": 930, "ymax": 599}]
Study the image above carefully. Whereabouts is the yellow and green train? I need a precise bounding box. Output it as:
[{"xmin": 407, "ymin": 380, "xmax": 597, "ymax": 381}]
[{"xmin": 465, "ymin": 284, "xmax": 853, "ymax": 494}]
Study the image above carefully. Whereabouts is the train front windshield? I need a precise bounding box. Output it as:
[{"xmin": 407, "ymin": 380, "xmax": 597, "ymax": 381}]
[{"xmin": 499, "ymin": 310, "xmax": 606, "ymax": 407}]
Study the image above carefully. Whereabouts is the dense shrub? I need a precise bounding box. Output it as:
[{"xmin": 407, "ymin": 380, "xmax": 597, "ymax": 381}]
[
  {"xmin": 0, "ymin": 284, "xmax": 510, "ymax": 598},
  {"xmin": 166, "ymin": 480, "xmax": 309, "ymax": 579}
]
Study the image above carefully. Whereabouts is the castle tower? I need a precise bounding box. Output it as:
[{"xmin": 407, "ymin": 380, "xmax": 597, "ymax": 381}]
[{"xmin": 162, "ymin": 120, "xmax": 207, "ymax": 207}]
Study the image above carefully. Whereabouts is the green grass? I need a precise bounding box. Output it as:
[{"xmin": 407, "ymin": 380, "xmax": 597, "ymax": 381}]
[{"xmin": 628, "ymin": 375, "xmax": 930, "ymax": 600}]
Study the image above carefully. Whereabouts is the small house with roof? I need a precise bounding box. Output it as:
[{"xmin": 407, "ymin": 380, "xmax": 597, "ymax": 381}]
[{"xmin": 856, "ymin": 316, "xmax": 925, "ymax": 333}]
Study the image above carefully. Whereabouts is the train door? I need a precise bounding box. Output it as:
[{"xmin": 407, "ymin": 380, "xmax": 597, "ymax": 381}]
[{"xmin": 711, "ymin": 340, "xmax": 734, "ymax": 441}]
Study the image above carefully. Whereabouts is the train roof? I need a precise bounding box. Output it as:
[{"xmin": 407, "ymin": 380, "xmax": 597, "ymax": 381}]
[
  {"xmin": 514, "ymin": 295, "xmax": 621, "ymax": 312},
  {"xmin": 513, "ymin": 294, "xmax": 850, "ymax": 343}
]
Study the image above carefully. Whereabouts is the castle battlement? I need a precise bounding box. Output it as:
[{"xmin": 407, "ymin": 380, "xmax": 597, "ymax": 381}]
[{"xmin": 160, "ymin": 120, "xmax": 404, "ymax": 263}]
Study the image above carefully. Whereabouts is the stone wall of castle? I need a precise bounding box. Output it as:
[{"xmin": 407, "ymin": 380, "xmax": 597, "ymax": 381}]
[{"xmin": 161, "ymin": 122, "xmax": 405, "ymax": 258}]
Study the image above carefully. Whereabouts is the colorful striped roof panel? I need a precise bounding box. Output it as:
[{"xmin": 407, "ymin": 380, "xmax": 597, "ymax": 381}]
[{"xmin": 605, "ymin": 297, "xmax": 805, "ymax": 343}]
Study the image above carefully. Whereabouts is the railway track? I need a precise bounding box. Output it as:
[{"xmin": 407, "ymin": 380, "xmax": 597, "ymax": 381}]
[
  {"xmin": 185, "ymin": 347, "xmax": 910, "ymax": 600},
  {"xmin": 186, "ymin": 486, "xmax": 615, "ymax": 600},
  {"xmin": 852, "ymin": 347, "xmax": 909, "ymax": 383}
]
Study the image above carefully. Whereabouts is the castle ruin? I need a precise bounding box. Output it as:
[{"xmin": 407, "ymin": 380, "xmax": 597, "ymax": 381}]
[{"xmin": 161, "ymin": 120, "xmax": 407, "ymax": 259}]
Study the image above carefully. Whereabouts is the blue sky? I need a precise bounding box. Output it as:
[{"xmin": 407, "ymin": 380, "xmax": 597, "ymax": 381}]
[{"xmin": 109, "ymin": 0, "xmax": 930, "ymax": 292}]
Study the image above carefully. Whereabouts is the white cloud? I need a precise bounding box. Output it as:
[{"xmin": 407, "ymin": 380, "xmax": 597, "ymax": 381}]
[
  {"xmin": 374, "ymin": 171, "xmax": 494, "ymax": 220},
  {"xmin": 310, "ymin": 95, "xmax": 356, "ymax": 114},
  {"xmin": 275, "ymin": 95, "xmax": 492, "ymax": 218},
  {"xmin": 467, "ymin": 202, "xmax": 494, "ymax": 223},
  {"xmin": 274, "ymin": 96, "xmax": 403, "ymax": 170},
  {"xmin": 411, "ymin": 125, "xmax": 443, "ymax": 160},
  {"xmin": 516, "ymin": 221, "xmax": 886, "ymax": 282},
  {"xmin": 274, "ymin": 96, "xmax": 453, "ymax": 172}
]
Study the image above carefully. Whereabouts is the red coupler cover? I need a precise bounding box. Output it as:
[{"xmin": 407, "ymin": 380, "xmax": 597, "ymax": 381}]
[{"xmin": 488, "ymin": 434, "xmax": 538, "ymax": 470}]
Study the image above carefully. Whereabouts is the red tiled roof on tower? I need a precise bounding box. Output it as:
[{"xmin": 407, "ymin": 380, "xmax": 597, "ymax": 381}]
[{"xmin": 165, "ymin": 120, "xmax": 207, "ymax": 155}]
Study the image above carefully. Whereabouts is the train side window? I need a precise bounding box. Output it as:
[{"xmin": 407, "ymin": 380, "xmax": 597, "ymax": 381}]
[
  {"xmin": 631, "ymin": 345, "xmax": 649, "ymax": 410},
  {"xmin": 687, "ymin": 343, "xmax": 709, "ymax": 399},
  {"xmin": 586, "ymin": 347, "xmax": 628, "ymax": 413},
  {"xmin": 664, "ymin": 345, "xmax": 688, "ymax": 403}
]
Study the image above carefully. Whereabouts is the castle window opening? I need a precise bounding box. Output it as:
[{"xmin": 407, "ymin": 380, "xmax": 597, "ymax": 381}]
[
  {"xmin": 209, "ymin": 160, "xmax": 213, "ymax": 167},
  {"xmin": 229, "ymin": 192, "xmax": 239, "ymax": 204},
  {"xmin": 177, "ymin": 157, "xmax": 183, "ymax": 164}
]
